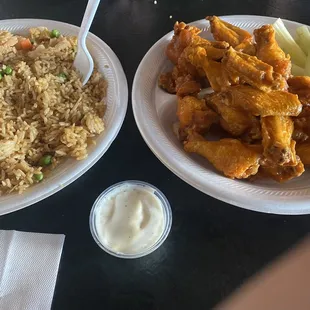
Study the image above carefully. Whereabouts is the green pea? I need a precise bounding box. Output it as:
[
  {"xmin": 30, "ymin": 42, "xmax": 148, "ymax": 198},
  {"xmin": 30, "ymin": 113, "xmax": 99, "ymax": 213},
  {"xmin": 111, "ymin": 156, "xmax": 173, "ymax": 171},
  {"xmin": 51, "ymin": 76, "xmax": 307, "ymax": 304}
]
[
  {"xmin": 58, "ymin": 72, "xmax": 67, "ymax": 81},
  {"xmin": 39, "ymin": 154, "xmax": 52, "ymax": 166},
  {"xmin": 34, "ymin": 172, "xmax": 44, "ymax": 182},
  {"xmin": 3, "ymin": 66, "xmax": 13, "ymax": 75},
  {"xmin": 51, "ymin": 29, "xmax": 60, "ymax": 38}
]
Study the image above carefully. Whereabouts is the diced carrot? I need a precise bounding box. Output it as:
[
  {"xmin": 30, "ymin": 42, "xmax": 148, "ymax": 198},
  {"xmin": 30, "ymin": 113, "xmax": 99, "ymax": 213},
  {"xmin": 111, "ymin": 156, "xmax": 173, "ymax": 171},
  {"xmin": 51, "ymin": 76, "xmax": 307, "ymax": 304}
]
[{"xmin": 20, "ymin": 39, "xmax": 33, "ymax": 50}]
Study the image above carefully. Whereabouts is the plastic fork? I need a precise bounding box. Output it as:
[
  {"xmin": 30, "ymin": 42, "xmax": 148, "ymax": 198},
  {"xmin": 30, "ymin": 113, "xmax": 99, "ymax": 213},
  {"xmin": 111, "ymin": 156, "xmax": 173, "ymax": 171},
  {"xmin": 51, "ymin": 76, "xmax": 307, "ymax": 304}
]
[{"xmin": 73, "ymin": 0, "xmax": 101, "ymax": 85}]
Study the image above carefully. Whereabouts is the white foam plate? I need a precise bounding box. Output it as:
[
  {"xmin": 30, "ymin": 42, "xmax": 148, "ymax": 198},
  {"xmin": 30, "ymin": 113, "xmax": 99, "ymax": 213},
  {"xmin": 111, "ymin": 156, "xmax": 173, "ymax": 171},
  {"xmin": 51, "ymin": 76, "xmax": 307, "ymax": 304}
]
[
  {"xmin": 0, "ymin": 19, "xmax": 128, "ymax": 215},
  {"xmin": 132, "ymin": 15, "xmax": 310, "ymax": 215}
]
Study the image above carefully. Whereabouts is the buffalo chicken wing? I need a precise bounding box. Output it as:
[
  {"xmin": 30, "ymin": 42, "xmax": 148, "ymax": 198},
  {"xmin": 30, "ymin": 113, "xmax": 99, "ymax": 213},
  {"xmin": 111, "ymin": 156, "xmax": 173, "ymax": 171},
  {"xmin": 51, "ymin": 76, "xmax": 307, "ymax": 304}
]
[
  {"xmin": 261, "ymin": 116, "xmax": 297, "ymax": 166},
  {"xmin": 184, "ymin": 136, "xmax": 261, "ymax": 179},
  {"xmin": 166, "ymin": 22, "xmax": 201, "ymax": 65},
  {"xmin": 205, "ymin": 92, "xmax": 261, "ymax": 139},
  {"xmin": 215, "ymin": 85, "xmax": 302, "ymax": 117},
  {"xmin": 296, "ymin": 143, "xmax": 310, "ymax": 165},
  {"xmin": 184, "ymin": 45, "xmax": 234, "ymax": 91},
  {"xmin": 159, "ymin": 15, "xmax": 308, "ymax": 183},
  {"xmin": 177, "ymin": 96, "xmax": 218, "ymax": 139},
  {"xmin": 254, "ymin": 25, "xmax": 291, "ymax": 79},
  {"xmin": 206, "ymin": 16, "xmax": 255, "ymax": 55},
  {"xmin": 288, "ymin": 76, "xmax": 310, "ymax": 106},
  {"xmin": 261, "ymin": 160, "xmax": 304, "ymax": 182},
  {"xmin": 222, "ymin": 47, "xmax": 287, "ymax": 92}
]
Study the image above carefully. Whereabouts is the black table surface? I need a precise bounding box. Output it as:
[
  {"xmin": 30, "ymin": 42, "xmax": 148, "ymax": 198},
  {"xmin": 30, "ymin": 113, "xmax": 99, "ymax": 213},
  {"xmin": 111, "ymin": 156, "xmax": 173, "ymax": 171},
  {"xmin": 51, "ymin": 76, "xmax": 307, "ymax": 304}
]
[{"xmin": 1, "ymin": 0, "xmax": 310, "ymax": 309}]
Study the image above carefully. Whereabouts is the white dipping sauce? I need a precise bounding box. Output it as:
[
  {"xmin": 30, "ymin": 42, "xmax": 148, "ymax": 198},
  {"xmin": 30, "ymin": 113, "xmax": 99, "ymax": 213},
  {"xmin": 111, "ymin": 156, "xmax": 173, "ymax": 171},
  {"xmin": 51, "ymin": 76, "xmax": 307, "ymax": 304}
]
[{"xmin": 95, "ymin": 184, "xmax": 165, "ymax": 254}]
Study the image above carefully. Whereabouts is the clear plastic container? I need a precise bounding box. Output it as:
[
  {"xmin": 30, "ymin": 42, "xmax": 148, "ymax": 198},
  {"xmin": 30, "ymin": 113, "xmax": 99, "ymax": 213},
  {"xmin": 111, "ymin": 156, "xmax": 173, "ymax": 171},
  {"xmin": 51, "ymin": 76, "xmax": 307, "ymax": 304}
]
[{"xmin": 89, "ymin": 180, "xmax": 172, "ymax": 259}]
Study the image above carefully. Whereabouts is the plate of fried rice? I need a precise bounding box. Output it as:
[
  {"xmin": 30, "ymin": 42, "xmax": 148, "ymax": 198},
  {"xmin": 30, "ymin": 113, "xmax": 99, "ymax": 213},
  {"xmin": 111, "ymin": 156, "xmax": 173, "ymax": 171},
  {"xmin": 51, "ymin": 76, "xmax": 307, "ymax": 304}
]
[{"xmin": 0, "ymin": 19, "xmax": 128, "ymax": 215}]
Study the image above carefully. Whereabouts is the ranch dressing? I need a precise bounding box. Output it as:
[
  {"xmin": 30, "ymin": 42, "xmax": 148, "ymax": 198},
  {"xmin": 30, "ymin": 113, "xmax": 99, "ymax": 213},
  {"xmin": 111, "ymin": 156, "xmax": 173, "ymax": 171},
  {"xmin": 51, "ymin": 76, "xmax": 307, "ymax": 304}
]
[{"xmin": 95, "ymin": 183, "xmax": 165, "ymax": 254}]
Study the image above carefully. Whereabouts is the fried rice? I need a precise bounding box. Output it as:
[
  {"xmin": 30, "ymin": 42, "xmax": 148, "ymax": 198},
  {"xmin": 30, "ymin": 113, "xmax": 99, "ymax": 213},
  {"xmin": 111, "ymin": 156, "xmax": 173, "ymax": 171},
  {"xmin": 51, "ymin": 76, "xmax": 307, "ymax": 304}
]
[{"xmin": 0, "ymin": 27, "xmax": 107, "ymax": 194}]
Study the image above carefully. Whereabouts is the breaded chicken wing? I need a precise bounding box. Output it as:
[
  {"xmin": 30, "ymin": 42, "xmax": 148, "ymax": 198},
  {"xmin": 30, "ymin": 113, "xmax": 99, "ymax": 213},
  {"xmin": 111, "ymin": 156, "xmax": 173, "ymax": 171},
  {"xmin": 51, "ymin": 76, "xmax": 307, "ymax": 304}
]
[
  {"xmin": 254, "ymin": 25, "xmax": 291, "ymax": 79},
  {"xmin": 222, "ymin": 47, "xmax": 287, "ymax": 92},
  {"xmin": 184, "ymin": 136, "xmax": 261, "ymax": 179}
]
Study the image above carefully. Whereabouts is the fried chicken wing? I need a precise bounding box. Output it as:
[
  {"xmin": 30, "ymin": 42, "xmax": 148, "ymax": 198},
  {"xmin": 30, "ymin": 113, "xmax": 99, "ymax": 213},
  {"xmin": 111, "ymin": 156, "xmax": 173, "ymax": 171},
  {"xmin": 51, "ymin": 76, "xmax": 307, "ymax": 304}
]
[
  {"xmin": 261, "ymin": 160, "xmax": 304, "ymax": 182},
  {"xmin": 296, "ymin": 106, "xmax": 310, "ymax": 118},
  {"xmin": 234, "ymin": 40, "xmax": 257, "ymax": 56},
  {"xmin": 184, "ymin": 45, "xmax": 235, "ymax": 91},
  {"xmin": 246, "ymin": 144, "xmax": 264, "ymax": 154},
  {"xmin": 177, "ymin": 96, "xmax": 218, "ymax": 139},
  {"xmin": 184, "ymin": 136, "xmax": 261, "ymax": 179},
  {"xmin": 296, "ymin": 143, "xmax": 310, "ymax": 165},
  {"xmin": 222, "ymin": 47, "xmax": 287, "ymax": 92},
  {"xmin": 160, "ymin": 22, "xmax": 231, "ymax": 95},
  {"xmin": 190, "ymin": 35, "xmax": 229, "ymax": 60},
  {"xmin": 200, "ymin": 59, "xmax": 231, "ymax": 92},
  {"xmin": 289, "ymin": 77, "xmax": 310, "ymax": 142},
  {"xmin": 292, "ymin": 129, "xmax": 309, "ymax": 143},
  {"xmin": 254, "ymin": 25, "xmax": 291, "ymax": 79},
  {"xmin": 293, "ymin": 111, "xmax": 310, "ymax": 142},
  {"xmin": 205, "ymin": 92, "xmax": 261, "ymax": 138},
  {"xmin": 206, "ymin": 16, "xmax": 256, "ymax": 55},
  {"xmin": 289, "ymin": 80, "xmax": 310, "ymax": 141},
  {"xmin": 206, "ymin": 16, "xmax": 252, "ymax": 47},
  {"xmin": 177, "ymin": 51, "xmax": 203, "ymax": 78},
  {"xmin": 158, "ymin": 71, "xmax": 176, "ymax": 93},
  {"xmin": 288, "ymin": 76, "xmax": 310, "ymax": 106},
  {"xmin": 173, "ymin": 65, "xmax": 203, "ymax": 96},
  {"xmin": 241, "ymin": 124, "xmax": 262, "ymax": 143},
  {"xmin": 166, "ymin": 22, "xmax": 201, "ymax": 65},
  {"xmin": 158, "ymin": 70, "xmax": 202, "ymax": 96},
  {"xmin": 175, "ymin": 79, "xmax": 202, "ymax": 97},
  {"xmin": 221, "ymin": 85, "xmax": 302, "ymax": 117},
  {"xmin": 160, "ymin": 18, "xmax": 310, "ymax": 183},
  {"xmin": 222, "ymin": 116, "xmax": 262, "ymax": 142},
  {"xmin": 261, "ymin": 116, "xmax": 297, "ymax": 166},
  {"xmin": 294, "ymin": 116, "xmax": 310, "ymax": 139},
  {"xmin": 159, "ymin": 62, "xmax": 203, "ymax": 96},
  {"xmin": 203, "ymin": 44, "xmax": 227, "ymax": 60}
]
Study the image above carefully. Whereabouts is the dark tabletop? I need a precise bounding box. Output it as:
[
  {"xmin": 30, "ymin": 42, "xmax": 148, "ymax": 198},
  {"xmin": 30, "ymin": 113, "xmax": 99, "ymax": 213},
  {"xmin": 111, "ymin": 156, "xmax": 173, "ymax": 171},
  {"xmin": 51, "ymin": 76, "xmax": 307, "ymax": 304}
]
[{"xmin": 1, "ymin": 0, "xmax": 310, "ymax": 309}]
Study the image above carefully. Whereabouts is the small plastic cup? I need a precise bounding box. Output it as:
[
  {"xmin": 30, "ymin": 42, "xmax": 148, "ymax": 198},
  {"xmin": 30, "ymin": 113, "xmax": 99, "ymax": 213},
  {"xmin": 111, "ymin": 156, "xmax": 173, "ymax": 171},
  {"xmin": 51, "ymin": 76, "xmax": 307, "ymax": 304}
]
[{"xmin": 89, "ymin": 180, "xmax": 172, "ymax": 259}]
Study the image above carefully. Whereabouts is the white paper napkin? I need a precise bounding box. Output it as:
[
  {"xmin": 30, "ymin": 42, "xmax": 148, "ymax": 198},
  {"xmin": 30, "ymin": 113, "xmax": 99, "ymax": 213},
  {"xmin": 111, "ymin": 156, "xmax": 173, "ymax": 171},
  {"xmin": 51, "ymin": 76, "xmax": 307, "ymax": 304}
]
[{"xmin": 0, "ymin": 230, "xmax": 65, "ymax": 310}]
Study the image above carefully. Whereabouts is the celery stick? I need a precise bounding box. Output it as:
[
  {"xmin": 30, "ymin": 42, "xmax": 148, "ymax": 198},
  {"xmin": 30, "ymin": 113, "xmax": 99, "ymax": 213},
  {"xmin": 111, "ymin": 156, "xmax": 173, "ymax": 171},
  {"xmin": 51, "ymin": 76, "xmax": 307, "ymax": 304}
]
[
  {"xmin": 291, "ymin": 63, "xmax": 305, "ymax": 76},
  {"xmin": 296, "ymin": 25, "xmax": 310, "ymax": 55},
  {"xmin": 273, "ymin": 18, "xmax": 306, "ymax": 67},
  {"xmin": 304, "ymin": 51, "xmax": 310, "ymax": 76}
]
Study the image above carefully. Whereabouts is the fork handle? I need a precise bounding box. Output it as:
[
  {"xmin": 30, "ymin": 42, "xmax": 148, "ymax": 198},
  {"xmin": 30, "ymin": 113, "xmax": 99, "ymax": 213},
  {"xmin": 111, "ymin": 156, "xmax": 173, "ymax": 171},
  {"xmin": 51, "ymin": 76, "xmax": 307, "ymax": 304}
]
[{"xmin": 78, "ymin": 0, "xmax": 101, "ymax": 45}]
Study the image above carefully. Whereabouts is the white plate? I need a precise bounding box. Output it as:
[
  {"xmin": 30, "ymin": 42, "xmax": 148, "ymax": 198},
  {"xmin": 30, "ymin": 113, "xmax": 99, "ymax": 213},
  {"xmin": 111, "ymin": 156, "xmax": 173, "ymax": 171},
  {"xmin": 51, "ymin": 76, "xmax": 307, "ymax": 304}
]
[
  {"xmin": 0, "ymin": 19, "xmax": 128, "ymax": 215},
  {"xmin": 132, "ymin": 15, "xmax": 310, "ymax": 215}
]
